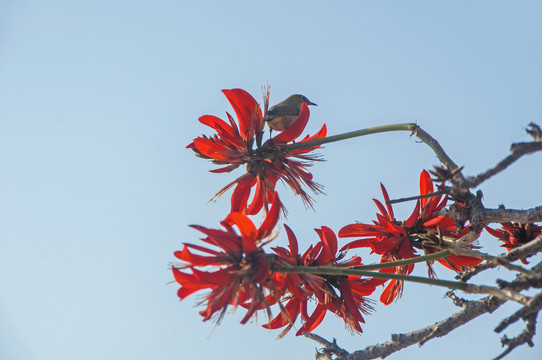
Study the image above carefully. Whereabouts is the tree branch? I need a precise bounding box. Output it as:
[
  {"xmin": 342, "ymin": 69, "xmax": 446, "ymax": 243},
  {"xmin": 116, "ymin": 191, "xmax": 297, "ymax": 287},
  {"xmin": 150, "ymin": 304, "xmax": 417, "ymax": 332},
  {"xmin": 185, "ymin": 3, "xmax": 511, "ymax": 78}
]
[
  {"xmin": 303, "ymin": 333, "xmax": 350, "ymax": 359},
  {"xmin": 335, "ymin": 295, "xmax": 504, "ymax": 360},
  {"xmin": 494, "ymin": 313, "xmax": 538, "ymax": 360},
  {"xmin": 459, "ymin": 235, "xmax": 542, "ymax": 282},
  {"xmin": 464, "ymin": 141, "xmax": 542, "ymax": 188},
  {"xmin": 478, "ymin": 205, "xmax": 542, "ymax": 224},
  {"xmin": 409, "ymin": 124, "xmax": 462, "ymax": 175}
]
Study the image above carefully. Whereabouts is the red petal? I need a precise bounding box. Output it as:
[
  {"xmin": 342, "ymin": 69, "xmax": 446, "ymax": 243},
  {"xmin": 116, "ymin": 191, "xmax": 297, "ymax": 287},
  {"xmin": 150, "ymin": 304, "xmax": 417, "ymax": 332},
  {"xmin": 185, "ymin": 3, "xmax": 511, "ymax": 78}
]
[
  {"xmin": 340, "ymin": 280, "xmax": 365, "ymax": 323},
  {"xmin": 246, "ymin": 178, "xmax": 264, "ymax": 215},
  {"xmin": 257, "ymin": 192, "xmax": 281, "ymax": 239},
  {"xmin": 228, "ymin": 212, "xmax": 258, "ymax": 253},
  {"xmin": 177, "ymin": 286, "xmax": 203, "ymax": 300},
  {"xmin": 377, "ymin": 214, "xmax": 405, "ymax": 236},
  {"xmin": 292, "ymin": 124, "xmax": 327, "ymax": 154},
  {"xmin": 315, "ymin": 226, "xmax": 337, "ymax": 264},
  {"xmin": 419, "ymin": 170, "xmax": 433, "ymax": 208},
  {"xmin": 193, "ymin": 137, "xmax": 230, "ymax": 161},
  {"xmin": 284, "ymin": 224, "xmax": 299, "ymax": 256},
  {"xmin": 296, "ymin": 303, "xmax": 326, "ymax": 335},
  {"xmin": 230, "ymin": 174, "xmax": 255, "ymax": 213},
  {"xmin": 180, "ymin": 243, "xmax": 220, "ymax": 255},
  {"xmin": 209, "ymin": 164, "xmax": 240, "ymax": 173},
  {"xmin": 199, "ymin": 115, "xmax": 242, "ymax": 148},
  {"xmin": 222, "ymin": 89, "xmax": 262, "ymax": 142},
  {"xmin": 485, "ymin": 226, "xmax": 505, "ymax": 239},
  {"xmin": 437, "ymin": 254, "xmax": 483, "ymax": 271},
  {"xmin": 174, "ymin": 246, "xmax": 218, "ymax": 266},
  {"xmin": 380, "ymin": 280, "xmax": 400, "ymax": 305},
  {"xmin": 380, "ymin": 184, "xmax": 395, "ymax": 220},
  {"xmin": 189, "ymin": 225, "xmax": 240, "ymax": 252},
  {"xmin": 193, "ymin": 267, "xmax": 234, "ymax": 286},
  {"xmin": 272, "ymin": 103, "xmax": 310, "ymax": 144},
  {"xmin": 339, "ymin": 239, "xmax": 373, "ymax": 252},
  {"xmin": 373, "ymin": 198, "xmax": 390, "ymax": 220},
  {"xmin": 404, "ymin": 200, "xmax": 421, "ymax": 228},
  {"xmin": 262, "ymin": 297, "xmax": 300, "ymax": 329}
]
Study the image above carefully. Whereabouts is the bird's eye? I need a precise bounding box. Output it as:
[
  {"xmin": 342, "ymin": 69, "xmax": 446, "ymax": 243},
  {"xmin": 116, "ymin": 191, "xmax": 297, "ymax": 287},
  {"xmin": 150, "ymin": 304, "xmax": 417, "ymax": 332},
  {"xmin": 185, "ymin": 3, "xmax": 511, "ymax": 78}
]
[{"xmin": 301, "ymin": 96, "xmax": 307, "ymax": 102}]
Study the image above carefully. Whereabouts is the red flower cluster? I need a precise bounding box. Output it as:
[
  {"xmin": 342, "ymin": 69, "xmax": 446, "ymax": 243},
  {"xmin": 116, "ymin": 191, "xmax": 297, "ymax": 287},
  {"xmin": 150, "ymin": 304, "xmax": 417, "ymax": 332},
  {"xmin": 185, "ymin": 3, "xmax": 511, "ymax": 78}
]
[
  {"xmin": 172, "ymin": 193, "xmax": 282, "ymax": 324},
  {"xmin": 339, "ymin": 170, "xmax": 482, "ymax": 304},
  {"xmin": 177, "ymin": 89, "xmax": 492, "ymax": 338},
  {"xmin": 187, "ymin": 89, "xmax": 327, "ymax": 214},
  {"xmin": 266, "ymin": 225, "xmax": 384, "ymax": 336},
  {"xmin": 485, "ymin": 222, "xmax": 542, "ymax": 264},
  {"xmin": 172, "ymin": 193, "xmax": 381, "ymax": 335}
]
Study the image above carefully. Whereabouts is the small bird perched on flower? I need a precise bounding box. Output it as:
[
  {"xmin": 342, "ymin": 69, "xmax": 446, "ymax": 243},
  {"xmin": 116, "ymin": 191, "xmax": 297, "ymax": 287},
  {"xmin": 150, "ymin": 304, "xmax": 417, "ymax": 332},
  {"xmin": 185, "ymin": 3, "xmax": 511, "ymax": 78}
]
[{"xmin": 264, "ymin": 94, "xmax": 317, "ymax": 132}]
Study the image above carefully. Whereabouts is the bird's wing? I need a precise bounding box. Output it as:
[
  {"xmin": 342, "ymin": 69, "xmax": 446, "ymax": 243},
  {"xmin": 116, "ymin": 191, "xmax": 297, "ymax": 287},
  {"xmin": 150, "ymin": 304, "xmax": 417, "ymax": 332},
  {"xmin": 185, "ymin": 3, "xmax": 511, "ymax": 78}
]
[{"xmin": 266, "ymin": 104, "xmax": 299, "ymax": 116}]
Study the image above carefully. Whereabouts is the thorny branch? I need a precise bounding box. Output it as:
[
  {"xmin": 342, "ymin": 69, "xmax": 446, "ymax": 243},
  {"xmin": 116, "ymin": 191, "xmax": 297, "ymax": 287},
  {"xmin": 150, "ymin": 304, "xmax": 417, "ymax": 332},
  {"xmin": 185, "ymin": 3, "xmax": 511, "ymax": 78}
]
[{"xmin": 304, "ymin": 123, "xmax": 542, "ymax": 359}]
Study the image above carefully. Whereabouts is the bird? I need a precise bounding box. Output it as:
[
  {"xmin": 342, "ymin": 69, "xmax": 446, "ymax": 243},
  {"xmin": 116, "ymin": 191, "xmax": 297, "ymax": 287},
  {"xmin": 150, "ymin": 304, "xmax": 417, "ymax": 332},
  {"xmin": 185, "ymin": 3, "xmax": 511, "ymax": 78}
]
[{"xmin": 263, "ymin": 94, "xmax": 317, "ymax": 132}]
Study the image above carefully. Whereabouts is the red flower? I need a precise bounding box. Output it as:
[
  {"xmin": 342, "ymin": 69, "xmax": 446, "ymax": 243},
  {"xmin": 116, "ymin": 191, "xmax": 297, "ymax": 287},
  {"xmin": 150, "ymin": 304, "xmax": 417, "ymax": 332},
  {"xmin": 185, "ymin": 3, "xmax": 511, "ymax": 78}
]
[
  {"xmin": 266, "ymin": 225, "xmax": 383, "ymax": 336},
  {"xmin": 485, "ymin": 222, "xmax": 542, "ymax": 264},
  {"xmin": 171, "ymin": 193, "xmax": 281, "ymax": 324},
  {"xmin": 188, "ymin": 89, "xmax": 327, "ymax": 215},
  {"xmin": 339, "ymin": 170, "xmax": 482, "ymax": 305}
]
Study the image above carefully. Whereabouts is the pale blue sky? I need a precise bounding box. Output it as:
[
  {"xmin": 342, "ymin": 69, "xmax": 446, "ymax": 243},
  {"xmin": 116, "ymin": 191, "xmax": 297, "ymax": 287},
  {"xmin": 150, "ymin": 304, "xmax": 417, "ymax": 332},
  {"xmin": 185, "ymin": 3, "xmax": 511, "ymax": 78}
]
[{"xmin": 1, "ymin": 1, "xmax": 542, "ymax": 359}]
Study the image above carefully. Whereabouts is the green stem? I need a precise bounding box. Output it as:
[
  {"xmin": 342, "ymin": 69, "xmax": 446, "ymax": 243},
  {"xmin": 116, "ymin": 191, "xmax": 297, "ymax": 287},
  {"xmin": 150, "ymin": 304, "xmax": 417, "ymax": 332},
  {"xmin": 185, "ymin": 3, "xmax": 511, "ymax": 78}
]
[
  {"xmin": 274, "ymin": 266, "xmax": 467, "ymax": 290},
  {"xmin": 284, "ymin": 123, "xmax": 414, "ymax": 151},
  {"xmin": 352, "ymin": 250, "xmax": 452, "ymax": 270}
]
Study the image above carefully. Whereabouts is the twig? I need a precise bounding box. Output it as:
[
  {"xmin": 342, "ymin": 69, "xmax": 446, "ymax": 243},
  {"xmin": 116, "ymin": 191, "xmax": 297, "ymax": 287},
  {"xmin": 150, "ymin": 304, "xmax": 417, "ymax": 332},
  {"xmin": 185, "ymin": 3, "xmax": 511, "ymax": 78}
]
[
  {"xmin": 495, "ymin": 291, "xmax": 542, "ymax": 332},
  {"xmin": 454, "ymin": 228, "xmax": 483, "ymax": 248},
  {"xmin": 386, "ymin": 191, "xmax": 444, "ymax": 205},
  {"xmin": 409, "ymin": 124, "xmax": 462, "ymax": 175},
  {"xmin": 494, "ymin": 313, "xmax": 537, "ymax": 360},
  {"xmin": 464, "ymin": 141, "xmax": 542, "ymax": 188},
  {"xmin": 459, "ymin": 235, "xmax": 542, "ymax": 282},
  {"xmin": 446, "ymin": 290, "xmax": 474, "ymax": 307},
  {"xmin": 333, "ymin": 296, "xmax": 505, "ymax": 360},
  {"xmin": 464, "ymin": 284, "xmax": 530, "ymax": 305},
  {"xmin": 447, "ymin": 245, "xmax": 532, "ymax": 276},
  {"xmin": 526, "ymin": 122, "xmax": 542, "ymax": 141},
  {"xmin": 303, "ymin": 333, "xmax": 350, "ymax": 358},
  {"xmin": 478, "ymin": 205, "xmax": 542, "ymax": 224}
]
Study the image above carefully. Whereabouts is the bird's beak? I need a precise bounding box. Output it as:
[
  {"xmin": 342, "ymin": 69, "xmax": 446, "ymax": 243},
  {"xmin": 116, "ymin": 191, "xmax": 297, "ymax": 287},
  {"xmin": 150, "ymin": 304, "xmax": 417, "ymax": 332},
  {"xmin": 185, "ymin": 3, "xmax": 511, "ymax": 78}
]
[{"xmin": 308, "ymin": 101, "xmax": 317, "ymax": 106}]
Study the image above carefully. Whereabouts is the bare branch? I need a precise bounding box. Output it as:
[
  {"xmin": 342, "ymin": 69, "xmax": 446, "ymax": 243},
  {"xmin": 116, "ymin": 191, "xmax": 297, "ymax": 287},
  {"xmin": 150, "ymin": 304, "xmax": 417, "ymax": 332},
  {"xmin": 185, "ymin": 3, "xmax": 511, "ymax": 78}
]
[
  {"xmin": 464, "ymin": 141, "xmax": 542, "ymax": 188},
  {"xmin": 447, "ymin": 245, "xmax": 531, "ymax": 276},
  {"xmin": 464, "ymin": 284, "xmax": 530, "ymax": 304},
  {"xmin": 526, "ymin": 122, "xmax": 542, "ymax": 141},
  {"xmin": 338, "ymin": 296, "xmax": 504, "ymax": 360},
  {"xmin": 303, "ymin": 333, "xmax": 349, "ymax": 358},
  {"xmin": 494, "ymin": 313, "xmax": 538, "ymax": 360},
  {"xmin": 303, "ymin": 124, "xmax": 542, "ymax": 360},
  {"xmin": 409, "ymin": 124, "xmax": 462, "ymax": 176},
  {"xmin": 479, "ymin": 205, "xmax": 542, "ymax": 224},
  {"xmin": 459, "ymin": 235, "xmax": 542, "ymax": 282},
  {"xmin": 386, "ymin": 191, "xmax": 444, "ymax": 205},
  {"xmin": 495, "ymin": 291, "xmax": 542, "ymax": 332},
  {"xmin": 462, "ymin": 123, "xmax": 542, "ymax": 189},
  {"xmin": 304, "ymin": 259, "xmax": 542, "ymax": 359}
]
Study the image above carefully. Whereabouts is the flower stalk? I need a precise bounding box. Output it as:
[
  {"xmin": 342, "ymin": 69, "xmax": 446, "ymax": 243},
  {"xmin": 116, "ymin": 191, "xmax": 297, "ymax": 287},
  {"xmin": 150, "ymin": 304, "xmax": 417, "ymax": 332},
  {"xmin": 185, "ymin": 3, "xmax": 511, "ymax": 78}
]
[
  {"xmin": 274, "ymin": 265, "xmax": 467, "ymax": 290},
  {"xmin": 351, "ymin": 250, "xmax": 452, "ymax": 270},
  {"xmin": 274, "ymin": 265, "xmax": 531, "ymax": 304},
  {"xmin": 285, "ymin": 123, "xmax": 413, "ymax": 151}
]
